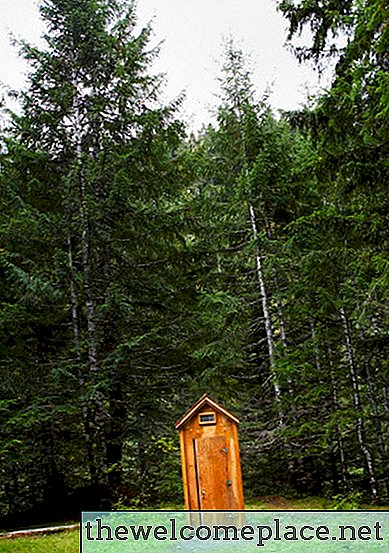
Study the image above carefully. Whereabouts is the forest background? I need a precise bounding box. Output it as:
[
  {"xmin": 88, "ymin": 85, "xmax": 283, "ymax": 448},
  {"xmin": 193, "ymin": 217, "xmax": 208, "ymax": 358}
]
[{"xmin": 0, "ymin": 0, "xmax": 388, "ymax": 527}]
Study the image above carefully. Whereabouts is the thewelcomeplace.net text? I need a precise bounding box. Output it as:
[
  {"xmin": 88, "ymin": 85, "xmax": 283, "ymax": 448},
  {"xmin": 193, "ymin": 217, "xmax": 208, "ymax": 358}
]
[{"xmin": 83, "ymin": 515, "xmax": 384, "ymax": 548}]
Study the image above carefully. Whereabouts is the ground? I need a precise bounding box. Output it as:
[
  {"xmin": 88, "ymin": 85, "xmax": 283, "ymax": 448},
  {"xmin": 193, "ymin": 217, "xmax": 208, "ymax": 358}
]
[{"xmin": 1, "ymin": 496, "xmax": 388, "ymax": 552}]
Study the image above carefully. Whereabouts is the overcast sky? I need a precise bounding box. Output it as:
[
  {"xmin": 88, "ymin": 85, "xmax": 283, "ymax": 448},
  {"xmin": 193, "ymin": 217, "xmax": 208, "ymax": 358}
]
[{"xmin": 0, "ymin": 0, "xmax": 334, "ymax": 131}]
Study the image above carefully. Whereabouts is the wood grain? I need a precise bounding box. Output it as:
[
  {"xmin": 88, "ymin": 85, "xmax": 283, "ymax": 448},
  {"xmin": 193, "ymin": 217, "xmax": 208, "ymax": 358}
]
[{"xmin": 177, "ymin": 396, "xmax": 244, "ymax": 511}]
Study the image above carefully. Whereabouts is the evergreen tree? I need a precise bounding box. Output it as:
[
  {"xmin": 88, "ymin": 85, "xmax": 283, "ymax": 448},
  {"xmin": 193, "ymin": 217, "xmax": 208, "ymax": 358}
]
[
  {"xmin": 0, "ymin": 0, "xmax": 186, "ymax": 514},
  {"xmin": 278, "ymin": 0, "xmax": 389, "ymax": 499},
  {"xmin": 188, "ymin": 43, "xmax": 323, "ymax": 495}
]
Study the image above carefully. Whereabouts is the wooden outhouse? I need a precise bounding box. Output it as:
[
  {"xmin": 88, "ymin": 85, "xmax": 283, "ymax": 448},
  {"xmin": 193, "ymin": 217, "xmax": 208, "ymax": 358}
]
[{"xmin": 175, "ymin": 394, "xmax": 244, "ymax": 511}]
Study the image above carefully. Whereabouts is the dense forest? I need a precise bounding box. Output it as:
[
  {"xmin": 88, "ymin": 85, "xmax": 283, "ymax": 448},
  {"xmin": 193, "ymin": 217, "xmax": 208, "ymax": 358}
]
[{"xmin": 0, "ymin": 0, "xmax": 388, "ymax": 524}]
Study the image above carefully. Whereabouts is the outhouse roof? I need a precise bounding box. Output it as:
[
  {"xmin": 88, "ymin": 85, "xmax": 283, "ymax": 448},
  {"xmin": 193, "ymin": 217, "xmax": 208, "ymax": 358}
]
[{"xmin": 175, "ymin": 393, "xmax": 240, "ymax": 429}]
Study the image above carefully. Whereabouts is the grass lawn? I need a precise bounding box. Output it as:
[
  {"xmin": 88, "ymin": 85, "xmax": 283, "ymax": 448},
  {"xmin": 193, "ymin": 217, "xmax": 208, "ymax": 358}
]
[
  {"xmin": 1, "ymin": 497, "xmax": 388, "ymax": 552},
  {"xmin": 0, "ymin": 529, "xmax": 79, "ymax": 552}
]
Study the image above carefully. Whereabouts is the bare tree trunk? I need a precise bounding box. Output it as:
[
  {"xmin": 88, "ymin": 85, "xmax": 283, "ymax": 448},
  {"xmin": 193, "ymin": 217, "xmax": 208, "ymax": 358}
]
[
  {"xmin": 249, "ymin": 204, "xmax": 284, "ymax": 426},
  {"xmin": 67, "ymin": 236, "xmax": 82, "ymax": 360},
  {"xmin": 72, "ymin": 76, "xmax": 107, "ymax": 483},
  {"xmin": 231, "ymin": 73, "xmax": 284, "ymax": 426},
  {"xmin": 264, "ymin": 218, "xmax": 296, "ymax": 417},
  {"xmin": 67, "ymin": 236, "xmax": 98, "ymax": 485},
  {"xmin": 264, "ymin": 218, "xmax": 288, "ymax": 350},
  {"xmin": 339, "ymin": 306, "xmax": 379, "ymax": 499}
]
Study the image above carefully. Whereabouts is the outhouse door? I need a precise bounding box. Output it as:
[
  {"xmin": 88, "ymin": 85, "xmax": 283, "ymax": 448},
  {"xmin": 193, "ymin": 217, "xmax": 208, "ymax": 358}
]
[{"xmin": 194, "ymin": 435, "xmax": 231, "ymax": 510}]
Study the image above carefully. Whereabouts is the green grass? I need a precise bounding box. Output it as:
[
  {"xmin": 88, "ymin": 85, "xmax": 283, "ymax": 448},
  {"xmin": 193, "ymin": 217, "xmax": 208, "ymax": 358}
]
[
  {"xmin": 245, "ymin": 495, "xmax": 389, "ymax": 511},
  {"xmin": 245, "ymin": 495, "xmax": 334, "ymax": 510},
  {"xmin": 1, "ymin": 497, "xmax": 389, "ymax": 552},
  {"xmin": 0, "ymin": 529, "xmax": 79, "ymax": 553}
]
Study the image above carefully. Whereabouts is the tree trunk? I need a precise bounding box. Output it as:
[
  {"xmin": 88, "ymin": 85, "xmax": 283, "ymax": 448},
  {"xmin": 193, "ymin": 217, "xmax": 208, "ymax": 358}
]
[
  {"xmin": 360, "ymin": 328, "xmax": 389, "ymax": 497},
  {"xmin": 72, "ymin": 75, "xmax": 107, "ymax": 484},
  {"xmin": 268, "ymin": 227, "xmax": 296, "ymax": 419},
  {"xmin": 67, "ymin": 235, "xmax": 98, "ymax": 485},
  {"xmin": 249, "ymin": 204, "xmax": 284, "ymax": 426},
  {"xmin": 339, "ymin": 306, "xmax": 379, "ymax": 499}
]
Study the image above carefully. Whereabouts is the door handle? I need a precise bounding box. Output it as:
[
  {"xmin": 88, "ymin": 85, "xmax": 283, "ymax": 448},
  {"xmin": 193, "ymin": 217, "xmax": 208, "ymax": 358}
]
[{"xmin": 201, "ymin": 489, "xmax": 206, "ymax": 496}]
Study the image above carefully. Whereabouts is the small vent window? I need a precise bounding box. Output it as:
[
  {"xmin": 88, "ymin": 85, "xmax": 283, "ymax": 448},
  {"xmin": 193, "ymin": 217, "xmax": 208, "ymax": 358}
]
[{"xmin": 199, "ymin": 412, "xmax": 216, "ymax": 425}]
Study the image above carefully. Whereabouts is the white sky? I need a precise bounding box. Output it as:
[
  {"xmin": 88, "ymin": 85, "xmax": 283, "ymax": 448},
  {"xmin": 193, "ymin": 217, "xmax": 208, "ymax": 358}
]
[{"xmin": 0, "ymin": 0, "xmax": 335, "ymax": 131}]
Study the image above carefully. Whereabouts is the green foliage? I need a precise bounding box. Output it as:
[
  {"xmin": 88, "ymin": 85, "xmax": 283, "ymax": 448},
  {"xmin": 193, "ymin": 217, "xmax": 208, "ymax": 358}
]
[
  {"xmin": 0, "ymin": 0, "xmax": 388, "ymax": 523},
  {"xmin": 0, "ymin": 0, "xmax": 189, "ymax": 518},
  {"xmin": 332, "ymin": 491, "xmax": 363, "ymax": 510}
]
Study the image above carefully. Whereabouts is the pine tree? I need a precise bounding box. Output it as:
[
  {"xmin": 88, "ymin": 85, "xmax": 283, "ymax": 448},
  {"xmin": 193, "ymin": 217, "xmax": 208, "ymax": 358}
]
[
  {"xmin": 188, "ymin": 43, "xmax": 323, "ymax": 494},
  {"xmin": 0, "ymin": 0, "xmax": 186, "ymax": 511},
  {"xmin": 277, "ymin": 0, "xmax": 389, "ymax": 500}
]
